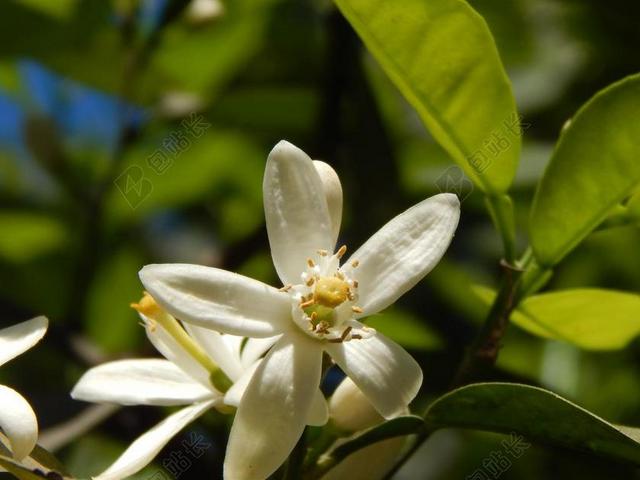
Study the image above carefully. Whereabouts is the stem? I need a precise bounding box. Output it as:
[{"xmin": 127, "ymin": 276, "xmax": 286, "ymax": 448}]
[
  {"xmin": 485, "ymin": 194, "xmax": 517, "ymax": 264},
  {"xmin": 452, "ymin": 259, "xmax": 524, "ymax": 387}
]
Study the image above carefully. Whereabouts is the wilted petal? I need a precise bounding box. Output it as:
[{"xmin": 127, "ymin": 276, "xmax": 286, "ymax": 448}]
[
  {"xmin": 324, "ymin": 332, "xmax": 422, "ymax": 418},
  {"xmin": 346, "ymin": 193, "xmax": 459, "ymax": 316},
  {"xmin": 140, "ymin": 264, "xmax": 291, "ymax": 337},
  {"xmin": 0, "ymin": 316, "xmax": 48, "ymax": 368},
  {"xmin": 225, "ymin": 333, "xmax": 323, "ymax": 479},
  {"xmin": 0, "ymin": 385, "xmax": 38, "ymax": 460},
  {"xmin": 313, "ymin": 160, "xmax": 343, "ymax": 245},
  {"xmin": 263, "ymin": 141, "xmax": 334, "ymax": 285},
  {"xmin": 71, "ymin": 359, "xmax": 214, "ymax": 406},
  {"xmin": 94, "ymin": 400, "xmax": 216, "ymax": 480}
]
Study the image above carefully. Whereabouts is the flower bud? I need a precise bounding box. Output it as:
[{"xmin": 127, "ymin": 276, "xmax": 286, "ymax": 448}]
[{"xmin": 329, "ymin": 377, "xmax": 383, "ymax": 432}]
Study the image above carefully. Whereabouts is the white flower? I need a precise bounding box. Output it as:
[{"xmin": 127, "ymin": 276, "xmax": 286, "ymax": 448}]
[
  {"xmin": 139, "ymin": 140, "xmax": 460, "ymax": 479},
  {"xmin": 0, "ymin": 316, "xmax": 48, "ymax": 461},
  {"xmin": 71, "ymin": 294, "xmax": 326, "ymax": 480}
]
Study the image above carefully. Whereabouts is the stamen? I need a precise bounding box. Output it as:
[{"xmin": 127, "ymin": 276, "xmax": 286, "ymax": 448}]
[
  {"xmin": 352, "ymin": 280, "xmax": 359, "ymax": 288},
  {"xmin": 336, "ymin": 245, "xmax": 347, "ymax": 258},
  {"xmin": 300, "ymin": 298, "xmax": 315, "ymax": 308},
  {"xmin": 351, "ymin": 259, "xmax": 360, "ymax": 268},
  {"xmin": 306, "ymin": 277, "xmax": 315, "ymax": 287},
  {"xmin": 347, "ymin": 292, "xmax": 355, "ymax": 301},
  {"xmin": 352, "ymin": 306, "xmax": 364, "ymax": 314},
  {"xmin": 279, "ymin": 284, "xmax": 293, "ymax": 292},
  {"xmin": 335, "ymin": 271, "xmax": 345, "ymax": 280},
  {"xmin": 351, "ymin": 334, "xmax": 362, "ymax": 340},
  {"xmin": 307, "ymin": 258, "xmax": 316, "ymax": 268},
  {"xmin": 310, "ymin": 311, "xmax": 318, "ymax": 322},
  {"xmin": 340, "ymin": 326, "xmax": 352, "ymax": 341},
  {"xmin": 317, "ymin": 249, "xmax": 328, "ymax": 256}
]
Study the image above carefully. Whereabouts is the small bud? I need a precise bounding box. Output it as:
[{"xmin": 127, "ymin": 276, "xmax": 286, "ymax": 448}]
[{"xmin": 329, "ymin": 377, "xmax": 382, "ymax": 432}]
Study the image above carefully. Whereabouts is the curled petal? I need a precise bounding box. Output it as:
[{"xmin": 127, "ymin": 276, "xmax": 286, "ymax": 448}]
[
  {"xmin": 224, "ymin": 333, "xmax": 323, "ymax": 479},
  {"xmin": 0, "ymin": 316, "xmax": 48, "ymax": 368},
  {"xmin": 264, "ymin": 141, "xmax": 335, "ymax": 285},
  {"xmin": 140, "ymin": 264, "xmax": 291, "ymax": 337},
  {"xmin": 313, "ymin": 160, "xmax": 343, "ymax": 245},
  {"xmin": 347, "ymin": 193, "xmax": 460, "ymax": 316},
  {"xmin": 71, "ymin": 359, "xmax": 214, "ymax": 406},
  {"xmin": 324, "ymin": 332, "xmax": 422, "ymax": 419},
  {"xmin": 95, "ymin": 400, "xmax": 217, "ymax": 480},
  {"xmin": 0, "ymin": 385, "xmax": 38, "ymax": 460}
]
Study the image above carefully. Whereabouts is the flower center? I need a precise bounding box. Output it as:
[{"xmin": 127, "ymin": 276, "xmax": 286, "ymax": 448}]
[{"xmin": 283, "ymin": 245, "xmax": 372, "ymax": 343}]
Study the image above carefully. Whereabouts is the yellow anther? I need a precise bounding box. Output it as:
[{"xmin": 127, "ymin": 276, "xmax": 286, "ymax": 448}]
[
  {"xmin": 351, "ymin": 306, "xmax": 364, "ymax": 314},
  {"xmin": 353, "ymin": 280, "xmax": 359, "ymax": 288},
  {"xmin": 306, "ymin": 277, "xmax": 315, "ymax": 287},
  {"xmin": 335, "ymin": 271, "xmax": 345, "ymax": 280},
  {"xmin": 314, "ymin": 276, "xmax": 350, "ymax": 308},
  {"xmin": 307, "ymin": 258, "xmax": 316, "ymax": 268},
  {"xmin": 279, "ymin": 284, "xmax": 293, "ymax": 292},
  {"xmin": 131, "ymin": 292, "xmax": 162, "ymax": 319},
  {"xmin": 300, "ymin": 298, "xmax": 315, "ymax": 308},
  {"xmin": 336, "ymin": 245, "xmax": 347, "ymax": 259},
  {"xmin": 351, "ymin": 260, "xmax": 360, "ymax": 268},
  {"xmin": 317, "ymin": 249, "xmax": 328, "ymax": 256}
]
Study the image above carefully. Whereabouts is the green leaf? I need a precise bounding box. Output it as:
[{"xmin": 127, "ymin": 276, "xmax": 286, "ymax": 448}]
[
  {"xmin": 530, "ymin": 74, "xmax": 640, "ymax": 266},
  {"xmin": 473, "ymin": 285, "xmax": 640, "ymax": 350},
  {"xmin": 425, "ymin": 382, "xmax": 640, "ymax": 465},
  {"xmin": 0, "ymin": 212, "xmax": 67, "ymax": 263},
  {"xmin": 335, "ymin": 0, "xmax": 520, "ymax": 193},
  {"xmin": 0, "ymin": 433, "xmax": 71, "ymax": 479},
  {"xmin": 366, "ymin": 309, "xmax": 443, "ymax": 351},
  {"xmin": 512, "ymin": 289, "xmax": 640, "ymax": 351},
  {"xmin": 329, "ymin": 415, "xmax": 424, "ymax": 464}
]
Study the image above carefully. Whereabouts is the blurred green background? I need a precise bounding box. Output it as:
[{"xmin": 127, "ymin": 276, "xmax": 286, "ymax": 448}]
[{"xmin": 1, "ymin": 0, "xmax": 639, "ymax": 478}]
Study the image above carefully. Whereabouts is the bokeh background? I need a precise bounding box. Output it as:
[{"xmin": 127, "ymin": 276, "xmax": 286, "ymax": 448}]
[{"xmin": 1, "ymin": 0, "xmax": 640, "ymax": 478}]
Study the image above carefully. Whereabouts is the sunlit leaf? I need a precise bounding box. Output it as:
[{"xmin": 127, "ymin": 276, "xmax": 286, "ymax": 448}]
[
  {"xmin": 425, "ymin": 382, "xmax": 640, "ymax": 465},
  {"xmin": 335, "ymin": 0, "xmax": 520, "ymax": 193},
  {"xmin": 530, "ymin": 74, "xmax": 640, "ymax": 266}
]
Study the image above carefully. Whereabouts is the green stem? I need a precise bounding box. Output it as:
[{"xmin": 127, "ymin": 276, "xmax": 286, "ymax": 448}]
[{"xmin": 485, "ymin": 194, "xmax": 517, "ymax": 264}]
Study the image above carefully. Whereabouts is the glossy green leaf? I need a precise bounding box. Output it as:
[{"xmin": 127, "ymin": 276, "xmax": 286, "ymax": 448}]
[
  {"xmin": 0, "ymin": 212, "xmax": 67, "ymax": 263},
  {"xmin": 366, "ymin": 309, "xmax": 443, "ymax": 351},
  {"xmin": 335, "ymin": 0, "xmax": 520, "ymax": 193},
  {"xmin": 473, "ymin": 286, "xmax": 640, "ymax": 350},
  {"xmin": 530, "ymin": 74, "xmax": 640, "ymax": 266},
  {"xmin": 425, "ymin": 382, "xmax": 640, "ymax": 465},
  {"xmin": 328, "ymin": 415, "xmax": 424, "ymax": 465},
  {"xmin": 512, "ymin": 289, "xmax": 640, "ymax": 350},
  {"xmin": 0, "ymin": 432, "xmax": 71, "ymax": 479}
]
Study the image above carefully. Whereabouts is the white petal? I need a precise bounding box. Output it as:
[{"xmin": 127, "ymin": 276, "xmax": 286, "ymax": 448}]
[
  {"xmin": 181, "ymin": 323, "xmax": 244, "ymax": 381},
  {"xmin": 94, "ymin": 400, "xmax": 216, "ymax": 480},
  {"xmin": 140, "ymin": 264, "xmax": 291, "ymax": 337},
  {"xmin": 347, "ymin": 193, "xmax": 460, "ymax": 316},
  {"xmin": 224, "ymin": 333, "xmax": 323, "ymax": 479},
  {"xmin": 324, "ymin": 332, "xmax": 422, "ymax": 419},
  {"xmin": 223, "ymin": 361, "xmax": 260, "ymax": 408},
  {"xmin": 0, "ymin": 316, "xmax": 48, "ymax": 367},
  {"xmin": 142, "ymin": 314, "xmax": 212, "ymax": 389},
  {"xmin": 71, "ymin": 359, "xmax": 214, "ymax": 406},
  {"xmin": 263, "ymin": 140, "xmax": 335, "ymax": 285},
  {"xmin": 239, "ymin": 335, "xmax": 280, "ymax": 369},
  {"xmin": 307, "ymin": 389, "xmax": 329, "ymax": 427},
  {"xmin": 313, "ymin": 160, "xmax": 343, "ymax": 245},
  {"xmin": 0, "ymin": 385, "xmax": 38, "ymax": 460},
  {"xmin": 224, "ymin": 360, "xmax": 327, "ymax": 427}
]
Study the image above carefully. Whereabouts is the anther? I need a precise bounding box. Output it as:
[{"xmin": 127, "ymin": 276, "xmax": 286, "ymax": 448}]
[
  {"xmin": 351, "ymin": 306, "xmax": 364, "ymax": 314},
  {"xmin": 300, "ymin": 298, "xmax": 315, "ymax": 308},
  {"xmin": 317, "ymin": 249, "xmax": 328, "ymax": 256},
  {"xmin": 307, "ymin": 258, "xmax": 315, "ymax": 268},
  {"xmin": 310, "ymin": 311, "xmax": 318, "ymax": 322},
  {"xmin": 336, "ymin": 245, "xmax": 347, "ymax": 258},
  {"xmin": 335, "ymin": 271, "xmax": 345, "ymax": 280},
  {"xmin": 306, "ymin": 277, "xmax": 315, "ymax": 287},
  {"xmin": 279, "ymin": 284, "xmax": 292, "ymax": 292},
  {"xmin": 352, "ymin": 280, "xmax": 359, "ymax": 288},
  {"xmin": 340, "ymin": 326, "xmax": 352, "ymax": 341},
  {"xmin": 351, "ymin": 260, "xmax": 360, "ymax": 268},
  {"xmin": 351, "ymin": 334, "xmax": 362, "ymax": 340}
]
